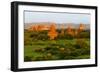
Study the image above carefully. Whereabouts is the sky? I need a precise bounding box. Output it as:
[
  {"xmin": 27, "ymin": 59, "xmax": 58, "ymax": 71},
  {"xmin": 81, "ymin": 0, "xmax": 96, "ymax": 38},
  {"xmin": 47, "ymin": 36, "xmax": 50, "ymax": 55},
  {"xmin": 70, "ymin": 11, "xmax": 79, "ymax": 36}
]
[{"xmin": 24, "ymin": 11, "xmax": 90, "ymax": 24}]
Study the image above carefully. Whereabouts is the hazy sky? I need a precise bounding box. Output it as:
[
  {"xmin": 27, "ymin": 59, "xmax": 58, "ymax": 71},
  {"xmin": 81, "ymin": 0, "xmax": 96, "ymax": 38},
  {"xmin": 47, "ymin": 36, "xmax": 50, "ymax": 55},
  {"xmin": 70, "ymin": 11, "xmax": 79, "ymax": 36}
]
[{"xmin": 24, "ymin": 11, "xmax": 90, "ymax": 24}]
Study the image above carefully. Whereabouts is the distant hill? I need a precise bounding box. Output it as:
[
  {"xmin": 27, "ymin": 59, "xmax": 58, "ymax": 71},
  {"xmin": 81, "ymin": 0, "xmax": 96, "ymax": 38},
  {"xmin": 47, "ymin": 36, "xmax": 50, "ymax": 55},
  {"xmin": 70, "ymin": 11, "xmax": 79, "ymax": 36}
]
[{"xmin": 24, "ymin": 22, "xmax": 90, "ymax": 30}]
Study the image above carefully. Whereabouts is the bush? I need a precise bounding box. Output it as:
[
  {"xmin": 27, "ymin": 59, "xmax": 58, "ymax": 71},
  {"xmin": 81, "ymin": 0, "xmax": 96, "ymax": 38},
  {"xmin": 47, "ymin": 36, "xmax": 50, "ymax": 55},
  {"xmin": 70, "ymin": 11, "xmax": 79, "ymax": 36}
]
[{"xmin": 74, "ymin": 39, "xmax": 89, "ymax": 49}]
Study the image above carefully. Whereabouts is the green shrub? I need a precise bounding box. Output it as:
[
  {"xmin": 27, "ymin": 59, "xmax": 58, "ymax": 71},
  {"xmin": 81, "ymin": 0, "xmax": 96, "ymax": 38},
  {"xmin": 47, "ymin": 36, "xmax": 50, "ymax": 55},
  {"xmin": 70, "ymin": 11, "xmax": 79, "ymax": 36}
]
[{"xmin": 74, "ymin": 39, "xmax": 89, "ymax": 49}]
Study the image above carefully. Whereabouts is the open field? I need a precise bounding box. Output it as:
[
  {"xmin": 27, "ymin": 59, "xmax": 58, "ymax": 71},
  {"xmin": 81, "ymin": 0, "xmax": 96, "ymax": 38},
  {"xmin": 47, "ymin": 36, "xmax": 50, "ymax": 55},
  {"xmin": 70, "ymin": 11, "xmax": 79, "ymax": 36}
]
[{"xmin": 24, "ymin": 29, "xmax": 90, "ymax": 62}]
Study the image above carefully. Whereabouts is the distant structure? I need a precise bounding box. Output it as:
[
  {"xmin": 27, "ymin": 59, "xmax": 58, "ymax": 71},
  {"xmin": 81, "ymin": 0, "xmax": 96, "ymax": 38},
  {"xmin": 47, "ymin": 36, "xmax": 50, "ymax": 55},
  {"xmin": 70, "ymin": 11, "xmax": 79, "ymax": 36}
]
[
  {"xmin": 28, "ymin": 24, "xmax": 49, "ymax": 31},
  {"xmin": 78, "ymin": 23, "xmax": 85, "ymax": 33},
  {"xmin": 67, "ymin": 24, "xmax": 74, "ymax": 36},
  {"xmin": 48, "ymin": 23, "xmax": 58, "ymax": 40},
  {"xmin": 27, "ymin": 23, "xmax": 86, "ymax": 39},
  {"xmin": 60, "ymin": 24, "xmax": 65, "ymax": 36}
]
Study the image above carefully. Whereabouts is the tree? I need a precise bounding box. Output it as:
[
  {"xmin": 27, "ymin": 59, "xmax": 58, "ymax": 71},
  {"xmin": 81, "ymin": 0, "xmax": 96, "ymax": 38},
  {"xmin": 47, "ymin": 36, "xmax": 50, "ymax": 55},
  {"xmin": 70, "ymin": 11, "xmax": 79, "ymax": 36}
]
[{"xmin": 48, "ymin": 24, "xmax": 58, "ymax": 40}]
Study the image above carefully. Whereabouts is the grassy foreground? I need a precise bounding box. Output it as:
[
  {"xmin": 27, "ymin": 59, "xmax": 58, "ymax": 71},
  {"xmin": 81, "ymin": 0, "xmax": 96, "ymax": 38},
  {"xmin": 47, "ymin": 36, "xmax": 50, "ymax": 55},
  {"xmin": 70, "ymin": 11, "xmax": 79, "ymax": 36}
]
[{"xmin": 24, "ymin": 39, "xmax": 90, "ymax": 62}]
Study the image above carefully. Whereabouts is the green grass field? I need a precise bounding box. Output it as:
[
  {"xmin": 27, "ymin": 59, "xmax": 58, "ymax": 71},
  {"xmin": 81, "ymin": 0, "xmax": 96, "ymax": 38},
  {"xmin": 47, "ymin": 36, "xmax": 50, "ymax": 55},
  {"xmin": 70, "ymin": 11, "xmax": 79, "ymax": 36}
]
[{"xmin": 24, "ymin": 38, "xmax": 90, "ymax": 61}]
